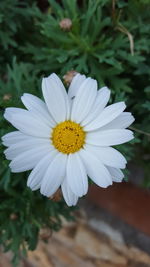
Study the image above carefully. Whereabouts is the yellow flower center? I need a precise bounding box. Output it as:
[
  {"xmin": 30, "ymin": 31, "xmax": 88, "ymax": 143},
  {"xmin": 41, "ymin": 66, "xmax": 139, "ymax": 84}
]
[{"xmin": 52, "ymin": 120, "xmax": 86, "ymax": 154}]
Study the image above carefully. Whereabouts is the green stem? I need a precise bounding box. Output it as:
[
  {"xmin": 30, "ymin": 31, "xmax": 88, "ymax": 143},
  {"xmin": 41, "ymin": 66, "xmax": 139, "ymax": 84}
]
[{"xmin": 129, "ymin": 126, "xmax": 150, "ymax": 137}]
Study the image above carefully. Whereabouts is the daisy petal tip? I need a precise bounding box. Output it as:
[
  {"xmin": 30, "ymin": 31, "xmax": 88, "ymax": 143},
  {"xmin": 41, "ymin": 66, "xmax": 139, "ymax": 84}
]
[
  {"xmin": 27, "ymin": 184, "xmax": 33, "ymax": 191},
  {"xmin": 101, "ymin": 86, "xmax": 110, "ymax": 93},
  {"xmin": 122, "ymin": 162, "xmax": 127, "ymax": 169},
  {"xmin": 115, "ymin": 101, "xmax": 126, "ymax": 109},
  {"xmin": 122, "ymin": 157, "xmax": 127, "ymax": 167},
  {"xmin": 66, "ymin": 197, "xmax": 78, "ymax": 206},
  {"xmin": 21, "ymin": 93, "xmax": 27, "ymax": 100},
  {"xmin": 98, "ymin": 86, "xmax": 111, "ymax": 101},
  {"xmin": 75, "ymin": 73, "xmax": 84, "ymax": 79},
  {"xmin": 42, "ymin": 76, "xmax": 47, "ymax": 86},
  {"xmin": 105, "ymin": 88, "xmax": 111, "ymax": 94},
  {"xmin": 8, "ymin": 161, "xmax": 13, "ymax": 168},
  {"xmin": 28, "ymin": 182, "xmax": 39, "ymax": 191},
  {"xmin": 23, "ymin": 93, "xmax": 28, "ymax": 96},
  {"xmin": 27, "ymin": 181, "xmax": 30, "ymax": 188},
  {"xmin": 87, "ymin": 77, "xmax": 97, "ymax": 86},
  {"xmin": 131, "ymin": 133, "xmax": 134, "ymax": 140},
  {"xmin": 20, "ymin": 95, "xmax": 25, "ymax": 103},
  {"xmin": 3, "ymin": 149, "xmax": 7, "ymax": 157},
  {"xmin": 100, "ymin": 181, "xmax": 112, "ymax": 189},
  {"xmin": 1, "ymin": 142, "xmax": 5, "ymax": 148},
  {"xmin": 8, "ymin": 162, "xmax": 18, "ymax": 173},
  {"xmin": 40, "ymin": 187, "xmax": 46, "ymax": 197},
  {"xmin": 131, "ymin": 115, "xmax": 135, "ymax": 124},
  {"xmin": 4, "ymin": 110, "xmax": 10, "ymax": 121},
  {"xmin": 65, "ymin": 201, "xmax": 74, "ymax": 207},
  {"xmin": 119, "ymin": 101, "xmax": 126, "ymax": 108},
  {"xmin": 128, "ymin": 129, "xmax": 134, "ymax": 136},
  {"xmin": 40, "ymin": 185, "xmax": 51, "ymax": 198},
  {"xmin": 92, "ymin": 78, "xmax": 98, "ymax": 86},
  {"xmin": 108, "ymin": 179, "xmax": 113, "ymax": 186},
  {"xmin": 50, "ymin": 72, "xmax": 57, "ymax": 77},
  {"xmin": 107, "ymin": 181, "xmax": 113, "ymax": 188},
  {"xmin": 42, "ymin": 77, "xmax": 46, "ymax": 86},
  {"xmin": 71, "ymin": 202, "xmax": 78, "ymax": 207},
  {"xmin": 1, "ymin": 135, "xmax": 5, "ymax": 142},
  {"xmin": 49, "ymin": 73, "xmax": 59, "ymax": 81},
  {"xmin": 27, "ymin": 176, "xmax": 33, "ymax": 187},
  {"xmin": 9, "ymin": 167, "xmax": 18, "ymax": 173}
]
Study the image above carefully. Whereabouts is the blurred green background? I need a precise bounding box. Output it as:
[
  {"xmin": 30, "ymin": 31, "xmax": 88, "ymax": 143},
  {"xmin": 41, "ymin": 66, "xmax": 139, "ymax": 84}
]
[{"xmin": 0, "ymin": 0, "xmax": 150, "ymax": 265}]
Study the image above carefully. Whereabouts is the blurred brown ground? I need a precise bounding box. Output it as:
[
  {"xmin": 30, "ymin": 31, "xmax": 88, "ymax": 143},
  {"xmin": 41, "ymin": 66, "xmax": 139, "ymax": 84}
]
[{"xmin": 1, "ymin": 207, "xmax": 150, "ymax": 267}]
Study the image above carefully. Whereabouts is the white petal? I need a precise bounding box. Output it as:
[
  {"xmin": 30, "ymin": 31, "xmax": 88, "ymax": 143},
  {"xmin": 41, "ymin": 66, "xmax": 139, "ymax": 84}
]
[
  {"xmin": 40, "ymin": 153, "xmax": 67, "ymax": 197},
  {"xmin": 71, "ymin": 78, "xmax": 97, "ymax": 123},
  {"xmin": 2, "ymin": 131, "xmax": 28, "ymax": 147},
  {"xmin": 79, "ymin": 149, "xmax": 112, "ymax": 188},
  {"xmin": 61, "ymin": 178, "xmax": 78, "ymax": 206},
  {"xmin": 99, "ymin": 112, "xmax": 135, "ymax": 130},
  {"xmin": 68, "ymin": 73, "xmax": 86, "ymax": 99},
  {"xmin": 27, "ymin": 150, "xmax": 57, "ymax": 190},
  {"xmin": 93, "ymin": 87, "xmax": 111, "ymax": 111},
  {"xmin": 4, "ymin": 138, "xmax": 51, "ymax": 160},
  {"xmin": 107, "ymin": 166, "xmax": 124, "ymax": 183},
  {"xmin": 10, "ymin": 110, "xmax": 51, "ymax": 138},
  {"xmin": 4, "ymin": 108, "xmax": 26, "ymax": 123},
  {"xmin": 85, "ymin": 144, "xmax": 127, "ymax": 169},
  {"xmin": 21, "ymin": 93, "xmax": 55, "ymax": 127},
  {"xmin": 84, "ymin": 102, "xmax": 126, "ymax": 131},
  {"xmin": 4, "ymin": 108, "xmax": 51, "ymax": 138},
  {"xmin": 81, "ymin": 87, "xmax": 110, "ymax": 126},
  {"xmin": 67, "ymin": 153, "xmax": 88, "ymax": 197},
  {"xmin": 9, "ymin": 145, "xmax": 53, "ymax": 172},
  {"xmin": 86, "ymin": 129, "xmax": 134, "ymax": 146},
  {"xmin": 42, "ymin": 73, "xmax": 70, "ymax": 122}
]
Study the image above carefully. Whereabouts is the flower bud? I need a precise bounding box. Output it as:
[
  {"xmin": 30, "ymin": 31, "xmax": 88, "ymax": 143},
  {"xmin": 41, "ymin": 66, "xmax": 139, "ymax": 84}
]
[
  {"xmin": 63, "ymin": 70, "xmax": 78, "ymax": 86},
  {"xmin": 10, "ymin": 213, "xmax": 18, "ymax": 220},
  {"xmin": 3, "ymin": 94, "xmax": 12, "ymax": 101},
  {"xmin": 59, "ymin": 18, "xmax": 72, "ymax": 31},
  {"xmin": 48, "ymin": 189, "xmax": 62, "ymax": 202}
]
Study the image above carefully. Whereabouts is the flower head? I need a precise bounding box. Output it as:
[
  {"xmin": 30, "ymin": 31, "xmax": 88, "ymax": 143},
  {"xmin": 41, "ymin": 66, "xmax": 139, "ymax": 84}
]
[{"xmin": 2, "ymin": 73, "xmax": 134, "ymax": 206}]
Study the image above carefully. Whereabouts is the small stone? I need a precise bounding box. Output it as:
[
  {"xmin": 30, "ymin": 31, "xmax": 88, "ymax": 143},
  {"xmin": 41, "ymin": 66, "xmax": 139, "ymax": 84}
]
[
  {"xmin": 59, "ymin": 18, "xmax": 72, "ymax": 31},
  {"xmin": 28, "ymin": 243, "xmax": 54, "ymax": 267},
  {"xmin": 63, "ymin": 70, "xmax": 78, "ymax": 86},
  {"xmin": 128, "ymin": 246, "xmax": 150, "ymax": 265},
  {"xmin": 74, "ymin": 224, "xmax": 127, "ymax": 265},
  {"xmin": 89, "ymin": 219, "xmax": 124, "ymax": 244},
  {"xmin": 47, "ymin": 238, "xmax": 95, "ymax": 267}
]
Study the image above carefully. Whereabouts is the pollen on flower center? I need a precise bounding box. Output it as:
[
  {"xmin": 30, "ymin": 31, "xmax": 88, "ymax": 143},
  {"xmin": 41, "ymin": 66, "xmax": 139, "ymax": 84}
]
[{"xmin": 51, "ymin": 120, "xmax": 86, "ymax": 154}]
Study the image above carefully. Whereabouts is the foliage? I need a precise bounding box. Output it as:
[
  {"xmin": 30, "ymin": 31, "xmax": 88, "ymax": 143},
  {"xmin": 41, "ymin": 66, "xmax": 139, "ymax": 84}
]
[{"xmin": 0, "ymin": 0, "xmax": 150, "ymax": 264}]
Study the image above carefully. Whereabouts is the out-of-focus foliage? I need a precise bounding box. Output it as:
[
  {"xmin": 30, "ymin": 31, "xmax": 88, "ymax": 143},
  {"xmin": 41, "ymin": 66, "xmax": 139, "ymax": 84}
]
[{"xmin": 0, "ymin": 0, "xmax": 150, "ymax": 265}]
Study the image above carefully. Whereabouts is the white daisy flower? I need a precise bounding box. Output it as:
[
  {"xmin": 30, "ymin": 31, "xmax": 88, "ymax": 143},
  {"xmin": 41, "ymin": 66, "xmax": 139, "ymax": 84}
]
[{"xmin": 2, "ymin": 73, "xmax": 134, "ymax": 206}]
